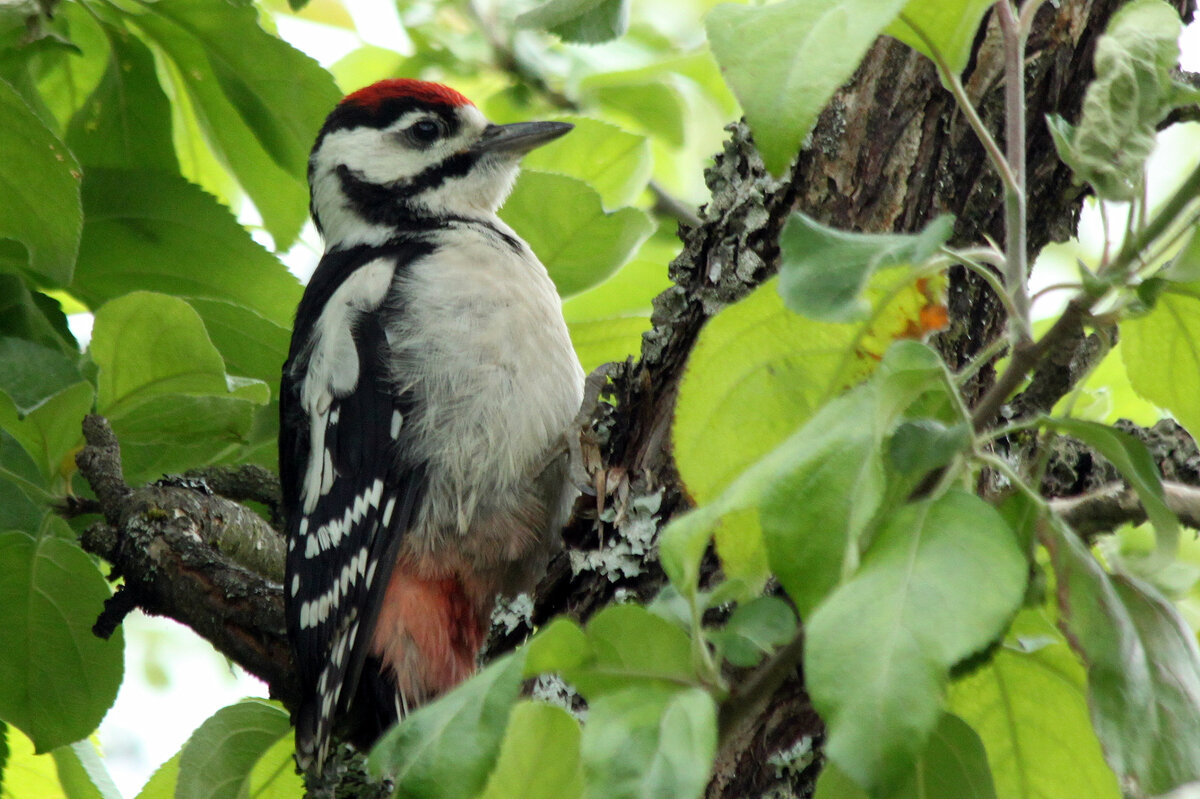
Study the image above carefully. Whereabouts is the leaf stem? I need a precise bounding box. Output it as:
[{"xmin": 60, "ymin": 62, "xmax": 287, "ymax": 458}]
[
  {"xmin": 896, "ymin": 13, "xmax": 1019, "ymax": 197},
  {"xmin": 950, "ymin": 248, "xmax": 1022, "ymax": 323},
  {"xmin": 1114, "ymin": 160, "xmax": 1200, "ymax": 274},
  {"xmin": 996, "ymin": 0, "xmax": 1033, "ymax": 345}
]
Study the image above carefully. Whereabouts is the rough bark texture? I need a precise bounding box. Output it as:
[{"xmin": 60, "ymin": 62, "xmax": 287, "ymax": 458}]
[{"xmin": 70, "ymin": 2, "xmax": 1197, "ymax": 798}]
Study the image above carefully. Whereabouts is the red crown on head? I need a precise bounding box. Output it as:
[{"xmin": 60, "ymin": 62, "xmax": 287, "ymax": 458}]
[{"xmin": 340, "ymin": 79, "xmax": 473, "ymax": 111}]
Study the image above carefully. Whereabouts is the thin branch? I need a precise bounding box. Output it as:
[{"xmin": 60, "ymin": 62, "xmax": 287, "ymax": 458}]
[
  {"xmin": 995, "ymin": 0, "xmax": 1033, "ymax": 343},
  {"xmin": 1051, "ymin": 481, "xmax": 1200, "ymax": 538},
  {"xmin": 716, "ymin": 630, "xmax": 806, "ymax": 750},
  {"xmin": 466, "ymin": 0, "xmax": 580, "ymax": 112},
  {"xmin": 651, "ymin": 180, "xmax": 702, "ymax": 228},
  {"xmin": 1114, "ymin": 160, "xmax": 1200, "ymax": 274},
  {"xmin": 74, "ymin": 415, "xmax": 296, "ymax": 705},
  {"xmin": 970, "ymin": 296, "xmax": 1089, "ymax": 431},
  {"xmin": 464, "ymin": 3, "xmax": 701, "ymax": 228}
]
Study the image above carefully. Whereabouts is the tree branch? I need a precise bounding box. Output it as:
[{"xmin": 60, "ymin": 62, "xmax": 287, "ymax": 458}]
[
  {"xmin": 74, "ymin": 415, "xmax": 297, "ymax": 707},
  {"xmin": 1052, "ymin": 481, "xmax": 1200, "ymax": 538}
]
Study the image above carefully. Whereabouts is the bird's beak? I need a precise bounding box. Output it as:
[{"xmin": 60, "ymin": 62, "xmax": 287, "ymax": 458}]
[{"xmin": 471, "ymin": 121, "xmax": 573, "ymax": 155}]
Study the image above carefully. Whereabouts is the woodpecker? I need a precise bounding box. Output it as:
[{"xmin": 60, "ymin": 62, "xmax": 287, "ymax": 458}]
[{"xmin": 280, "ymin": 79, "xmax": 584, "ymax": 772}]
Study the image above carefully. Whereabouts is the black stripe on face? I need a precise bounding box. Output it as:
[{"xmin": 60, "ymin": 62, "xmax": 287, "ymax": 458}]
[{"xmin": 333, "ymin": 150, "xmax": 482, "ymax": 222}]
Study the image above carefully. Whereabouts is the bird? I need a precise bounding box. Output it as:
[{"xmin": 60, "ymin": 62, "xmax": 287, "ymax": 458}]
[{"xmin": 279, "ymin": 78, "xmax": 584, "ymax": 773}]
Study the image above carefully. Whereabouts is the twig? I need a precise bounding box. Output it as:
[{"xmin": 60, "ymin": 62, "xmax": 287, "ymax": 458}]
[
  {"xmin": 1051, "ymin": 481, "xmax": 1200, "ymax": 538},
  {"xmin": 970, "ymin": 296, "xmax": 1088, "ymax": 431},
  {"xmin": 650, "ymin": 180, "xmax": 702, "ymax": 227},
  {"xmin": 995, "ymin": 0, "xmax": 1033, "ymax": 343},
  {"xmin": 74, "ymin": 415, "xmax": 296, "ymax": 705},
  {"xmin": 716, "ymin": 630, "xmax": 806, "ymax": 749}
]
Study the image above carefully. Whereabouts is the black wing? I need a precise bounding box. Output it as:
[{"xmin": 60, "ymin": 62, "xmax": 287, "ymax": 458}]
[{"xmin": 281, "ymin": 239, "xmax": 432, "ymax": 771}]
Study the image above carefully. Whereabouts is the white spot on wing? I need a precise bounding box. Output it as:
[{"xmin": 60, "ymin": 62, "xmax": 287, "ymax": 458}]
[
  {"xmin": 391, "ymin": 409, "xmax": 402, "ymax": 438},
  {"xmin": 297, "ymin": 257, "xmax": 397, "ymax": 513}
]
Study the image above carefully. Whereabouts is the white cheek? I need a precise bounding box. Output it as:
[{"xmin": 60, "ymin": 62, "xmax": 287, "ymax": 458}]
[{"xmin": 314, "ymin": 125, "xmax": 445, "ymax": 186}]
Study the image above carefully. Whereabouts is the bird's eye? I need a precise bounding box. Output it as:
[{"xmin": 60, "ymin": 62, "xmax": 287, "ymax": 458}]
[{"xmin": 407, "ymin": 119, "xmax": 442, "ymax": 145}]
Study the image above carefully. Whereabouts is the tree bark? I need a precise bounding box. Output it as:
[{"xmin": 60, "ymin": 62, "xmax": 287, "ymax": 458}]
[{"xmin": 71, "ymin": 1, "xmax": 1197, "ymax": 797}]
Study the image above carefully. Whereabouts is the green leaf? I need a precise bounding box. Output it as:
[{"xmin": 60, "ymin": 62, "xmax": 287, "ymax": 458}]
[
  {"xmin": 65, "ymin": 24, "xmax": 177, "ymax": 171},
  {"xmin": 670, "ymin": 338, "xmax": 945, "ymax": 606},
  {"xmin": 517, "ymin": 0, "xmax": 629, "ymax": 44},
  {"xmin": 674, "ymin": 278, "xmax": 862, "ymax": 498},
  {"xmin": 1162, "ymin": 223, "xmax": 1200, "ymax": 282},
  {"xmin": 90, "ymin": 292, "xmax": 260, "ymax": 413},
  {"xmin": 777, "ymin": 213, "xmax": 953, "ymax": 322},
  {"xmin": 706, "ymin": 0, "xmax": 909, "ymax": 174},
  {"xmin": 0, "ymin": 338, "xmax": 82, "ymax": 415},
  {"xmin": 526, "ymin": 617, "xmax": 590, "ymax": 676},
  {"xmin": 111, "ymin": 394, "xmax": 264, "ymax": 483},
  {"xmin": 805, "ymin": 490, "xmax": 1025, "ymax": 792},
  {"xmin": 949, "ymin": 611, "xmax": 1120, "ymax": 799},
  {"xmin": 0, "ymin": 78, "xmax": 81, "ymax": 286},
  {"xmin": 73, "ymin": 168, "xmax": 299, "ymax": 385},
  {"xmin": 501, "ymin": 170, "xmax": 654, "ymax": 297},
  {"xmin": 578, "ymin": 77, "xmax": 685, "ymax": 148},
  {"xmin": 133, "ymin": 0, "xmax": 340, "ymax": 246},
  {"xmin": 758, "ymin": 387, "xmax": 887, "ymax": 615},
  {"xmin": 368, "ymin": 652, "xmax": 526, "ymax": 798},
  {"xmin": 478, "ymin": 702, "xmax": 583, "ymax": 799},
  {"xmin": 814, "ymin": 713, "xmax": 997, "ymax": 799},
  {"xmin": 580, "ymin": 686, "xmax": 716, "ymax": 799},
  {"xmin": 73, "ymin": 169, "xmax": 301, "ymax": 329},
  {"xmin": 672, "ymin": 280, "xmax": 867, "ymax": 589},
  {"xmin": 1051, "ymin": 418, "xmax": 1179, "ymax": 563},
  {"xmin": 709, "ymin": 596, "xmax": 797, "ymax": 668},
  {"xmin": 0, "ymin": 434, "xmax": 48, "ymax": 532},
  {"xmin": 522, "ymin": 117, "xmax": 652, "ymax": 209},
  {"xmin": 89, "ymin": 292, "xmax": 268, "ymax": 481},
  {"xmin": 245, "ymin": 733, "xmax": 304, "ymax": 799},
  {"xmin": 888, "ymin": 419, "xmax": 971, "ymax": 474},
  {"xmin": 0, "ymin": 382, "xmax": 93, "ymax": 483},
  {"xmin": 0, "ymin": 278, "xmax": 77, "ymax": 354},
  {"xmin": 20, "ymin": 3, "xmax": 109, "ymax": 132},
  {"xmin": 1122, "ymin": 289, "xmax": 1200, "ymax": 441},
  {"xmin": 1046, "ymin": 0, "xmax": 1189, "ymax": 200},
  {"xmin": 1, "ymin": 723, "xmax": 68, "ymax": 799},
  {"xmin": 1047, "ymin": 519, "xmax": 1200, "ymax": 794},
  {"xmin": 0, "ymin": 531, "xmax": 124, "ymax": 752},
  {"xmin": 1112, "ymin": 579, "xmax": 1200, "ymax": 792},
  {"xmin": 176, "ymin": 699, "xmax": 292, "ymax": 799},
  {"xmin": 886, "ymin": 0, "xmax": 994, "ymax": 79},
  {"xmin": 562, "ymin": 235, "xmax": 674, "ymax": 372},
  {"xmin": 184, "ymin": 299, "xmax": 291, "ymax": 388},
  {"xmin": 51, "ymin": 740, "xmax": 122, "ymax": 799},
  {"xmin": 570, "ymin": 604, "xmax": 696, "ymax": 698},
  {"xmin": 567, "ymin": 315, "xmax": 650, "ymax": 374},
  {"xmin": 760, "ymin": 342, "xmax": 950, "ymax": 615},
  {"xmin": 133, "ymin": 751, "xmax": 180, "ymax": 799},
  {"xmin": 659, "ymin": 507, "xmax": 716, "ymax": 601}
]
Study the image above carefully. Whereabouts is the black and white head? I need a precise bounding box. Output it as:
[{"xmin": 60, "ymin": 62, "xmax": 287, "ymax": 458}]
[{"xmin": 308, "ymin": 79, "xmax": 571, "ymax": 245}]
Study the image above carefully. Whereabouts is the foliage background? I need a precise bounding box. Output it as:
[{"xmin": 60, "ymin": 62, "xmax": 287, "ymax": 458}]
[{"xmin": 4, "ymin": 0, "xmax": 1200, "ymax": 798}]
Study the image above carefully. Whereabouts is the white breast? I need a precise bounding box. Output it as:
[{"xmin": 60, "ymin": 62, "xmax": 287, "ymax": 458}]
[{"xmin": 384, "ymin": 219, "xmax": 584, "ymax": 535}]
